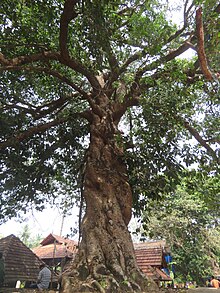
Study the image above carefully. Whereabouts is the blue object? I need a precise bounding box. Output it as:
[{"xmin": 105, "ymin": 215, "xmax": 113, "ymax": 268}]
[{"xmin": 165, "ymin": 255, "xmax": 173, "ymax": 263}]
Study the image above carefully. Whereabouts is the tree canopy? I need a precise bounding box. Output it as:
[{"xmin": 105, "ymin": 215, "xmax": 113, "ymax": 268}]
[
  {"xmin": 0, "ymin": 0, "xmax": 219, "ymax": 222},
  {"xmin": 0, "ymin": 0, "xmax": 219, "ymax": 292}
]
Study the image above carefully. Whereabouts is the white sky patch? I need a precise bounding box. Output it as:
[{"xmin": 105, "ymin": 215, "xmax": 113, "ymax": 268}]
[{"xmin": 0, "ymin": 205, "xmax": 79, "ymax": 241}]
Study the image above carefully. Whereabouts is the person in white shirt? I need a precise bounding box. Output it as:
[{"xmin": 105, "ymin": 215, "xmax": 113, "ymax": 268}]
[{"xmin": 30, "ymin": 263, "xmax": 51, "ymax": 290}]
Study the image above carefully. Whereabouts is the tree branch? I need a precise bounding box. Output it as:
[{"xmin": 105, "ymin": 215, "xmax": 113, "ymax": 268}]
[
  {"xmin": 110, "ymin": 1, "xmax": 194, "ymax": 85},
  {"xmin": 140, "ymin": 57, "xmax": 200, "ymax": 91},
  {"xmin": 184, "ymin": 121, "xmax": 219, "ymax": 163},
  {"xmin": 0, "ymin": 108, "xmax": 94, "ymax": 150},
  {"xmin": 205, "ymin": 137, "xmax": 220, "ymax": 144},
  {"xmin": 112, "ymin": 84, "xmax": 140, "ymax": 123},
  {"xmin": 0, "ymin": 65, "xmax": 88, "ymax": 98},
  {"xmin": 0, "ymin": 56, "xmax": 103, "ymax": 118},
  {"xmin": 111, "ymin": 35, "xmax": 192, "ymax": 86},
  {"xmin": 214, "ymin": 3, "xmax": 220, "ymax": 13},
  {"xmin": 0, "ymin": 51, "xmax": 60, "ymax": 66},
  {"xmin": 59, "ymin": 0, "xmax": 100, "ymax": 90},
  {"xmin": 33, "ymin": 93, "xmax": 79, "ymax": 120},
  {"xmin": 135, "ymin": 42, "xmax": 192, "ymax": 81},
  {"xmin": 112, "ymin": 96, "xmax": 139, "ymax": 123},
  {"xmin": 0, "ymin": 49, "xmax": 100, "ymax": 92},
  {"xmin": 0, "ymin": 118, "xmax": 68, "ymax": 150},
  {"xmin": 167, "ymin": 0, "xmax": 194, "ymax": 43},
  {"xmin": 59, "ymin": 0, "xmax": 79, "ymax": 59},
  {"xmin": 196, "ymin": 7, "xmax": 213, "ymax": 81},
  {"xmin": 119, "ymin": 51, "xmax": 146, "ymax": 76}
]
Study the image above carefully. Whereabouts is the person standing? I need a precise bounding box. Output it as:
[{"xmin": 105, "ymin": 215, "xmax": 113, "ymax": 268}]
[
  {"xmin": 210, "ymin": 275, "xmax": 219, "ymax": 289},
  {"xmin": 0, "ymin": 252, "xmax": 5, "ymax": 288},
  {"xmin": 30, "ymin": 263, "xmax": 51, "ymax": 290}
]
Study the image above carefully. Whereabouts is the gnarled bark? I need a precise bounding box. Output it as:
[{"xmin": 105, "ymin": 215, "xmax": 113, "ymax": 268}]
[{"xmin": 61, "ymin": 106, "xmax": 158, "ymax": 292}]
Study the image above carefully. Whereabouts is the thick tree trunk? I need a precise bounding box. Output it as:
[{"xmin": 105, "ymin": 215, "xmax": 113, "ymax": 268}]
[{"xmin": 61, "ymin": 109, "xmax": 158, "ymax": 292}]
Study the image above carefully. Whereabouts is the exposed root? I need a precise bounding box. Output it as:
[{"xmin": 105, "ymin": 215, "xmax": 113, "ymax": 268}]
[
  {"xmin": 61, "ymin": 262, "xmax": 159, "ymax": 293},
  {"xmin": 92, "ymin": 280, "xmax": 106, "ymax": 293}
]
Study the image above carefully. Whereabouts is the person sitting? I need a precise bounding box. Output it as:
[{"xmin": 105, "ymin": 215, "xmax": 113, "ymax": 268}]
[
  {"xmin": 30, "ymin": 263, "xmax": 51, "ymax": 290},
  {"xmin": 210, "ymin": 275, "xmax": 219, "ymax": 289}
]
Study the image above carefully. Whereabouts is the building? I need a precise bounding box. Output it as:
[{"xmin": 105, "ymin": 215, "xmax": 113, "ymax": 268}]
[
  {"xmin": 32, "ymin": 233, "xmax": 77, "ymax": 267},
  {"xmin": 33, "ymin": 235, "xmax": 172, "ymax": 285},
  {"xmin": 0, "ymin": 234, "xmax": 43, "ymax": 287},
  {"xmin": 134, "ymin": 240, "xmax": 172, "ymax": 284}
]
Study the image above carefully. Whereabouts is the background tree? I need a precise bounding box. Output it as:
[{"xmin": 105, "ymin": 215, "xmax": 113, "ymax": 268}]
[
  {"xmin": 18, "ymin": 224, "xmax": 42, "ymax": 249},
  {"xmin": 0, "ymin": 0, "xmax": 219, "ymax": 292},
  {"xmin": 141, "ymin": 172, "xmax": 220, "ymax": 285}
]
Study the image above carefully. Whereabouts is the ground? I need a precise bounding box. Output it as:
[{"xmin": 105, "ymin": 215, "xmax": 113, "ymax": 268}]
[{"xmin": 1, "ymin": 287, "xmax": 216, "ymax": 293}]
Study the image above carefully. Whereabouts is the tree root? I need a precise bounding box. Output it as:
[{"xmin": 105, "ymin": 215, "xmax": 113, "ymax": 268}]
[{"xmin": 61, "ymin": 261, "xmax": 159, "ymax": 293}]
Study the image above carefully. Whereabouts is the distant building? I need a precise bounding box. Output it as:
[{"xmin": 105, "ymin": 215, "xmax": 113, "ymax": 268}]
[
  {"xmin": 0, "ymin": 234, "xmax": 43, "ymax": 287},
  {"xmin": 32, "ymin": 233, "xmax": 77, "ymax": 267},
  {"xmin": 33, "ymin": 235, "xmax": 172, "ymax": 285},
  {"xmin": 134, "ymin": 240, "xmax": 172, "ymax": 284}
]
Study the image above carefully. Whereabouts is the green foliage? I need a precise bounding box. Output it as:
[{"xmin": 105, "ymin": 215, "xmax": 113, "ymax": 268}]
[
  {"xmin": 1, "ymin": 0, "xmax": 61, "ymax": 56},
  {"xmin": 18, "ymin": 224, "xmax": 42, "ymax": 248},
  {"xmin": 141, "ymin": 172, "xmax": 220, "ymax": 284},
  {"xmin": 0, "ymin": 111, "xmax": 88, "ymax": 220},
  {"xmin": 99, "ymin": 278, "xmax": 107, "ymax": 289}
]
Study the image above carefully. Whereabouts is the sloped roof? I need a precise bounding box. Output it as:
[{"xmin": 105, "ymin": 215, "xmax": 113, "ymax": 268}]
[
  {"xmin": 134, "ymin": 240, "xmax": 167, "ymax": 250},
  {"xmin": 0, "ymin": 234, "xmax": 43, "ymax": 284},
  {"xmin": 142, "ymin": 266, "xmax": 172, "ymax": 281},
  {"xmin": 134, "ymin": 241, "xmax": 171, "ymax": 281},
  {"xmin": 33, "ymin": 234, "xmax": 77, "ymax": 260},
  {"xmin": 33, "ymin": 243, "xmax": 75, "ymax": 259},
  {"xmin": 135, "ymin": 247, "xmax": 164, "ymax": 267},
  {"xmin": 40, "ymin": 233, "xmax": 77, "ymax": 247}
]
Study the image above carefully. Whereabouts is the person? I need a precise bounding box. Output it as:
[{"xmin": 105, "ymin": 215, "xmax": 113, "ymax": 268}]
[
  {"xmin": 210, "ymin": 275, "xmax": 219, "ymax": 289},
  {"xmin": 30, "ymin": 263, "xmax": 51, "ymax": 290},
  {"xmin": 0, "ymin": 252, "xmax": 5, "ymax": 288},
  {"xmin": 206, "ymin": 278, "xmax": 212, "ymax": 287},
  {"xmin": 188, "ymin": 281, "xmax": 195, "ymax": 289}
]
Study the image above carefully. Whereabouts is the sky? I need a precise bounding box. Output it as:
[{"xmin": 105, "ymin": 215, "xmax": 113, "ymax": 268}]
[
  {"xmin": 0, "ymin": 205, "xmax": 80, "ymax": 241},
  {"xmin": 0, "ymin": 203, "xmax": 141, "ymax": 243}
]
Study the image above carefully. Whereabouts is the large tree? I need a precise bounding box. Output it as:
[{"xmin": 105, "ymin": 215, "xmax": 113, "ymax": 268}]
[{"xmin": 0, "ymin": 0, "xmax": 219, "ymax": 292}]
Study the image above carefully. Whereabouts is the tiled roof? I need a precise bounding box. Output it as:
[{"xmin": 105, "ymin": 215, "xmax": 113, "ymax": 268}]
[
  {"xmin": 134, "ymin": 241, "xmax": 171, "ymax": 281},
  {"xmin": 33, "ymin": 234, "xmax": 77, "ymax": 260},
  {"xmin": 155, "ymin": 268, "xmax": 172, "ymax": 281},
  {"xmin": 33, "ymin": 235, "xmax": 171, "ymax": 282},
  {"xmin": 142, "ymin": 266, "xmax": 172, "ymax": 281},
  {"xmin": 134, "ymin": 240, "xmax": 167, "ymax": 250},
  {"xmin": 0, "ymin": 234, "xmax": 43, "ymax": 284},
  {"xmin": 40, "ymin": 233, "xmax": 77, "ymax": 247},
  {"xmin": 135, "ymin": 247, "xmax": 163, "ymax": 267},
  {"xmin": 33, "ymin": 243, "xmax": 75, "ymax": 259}
]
